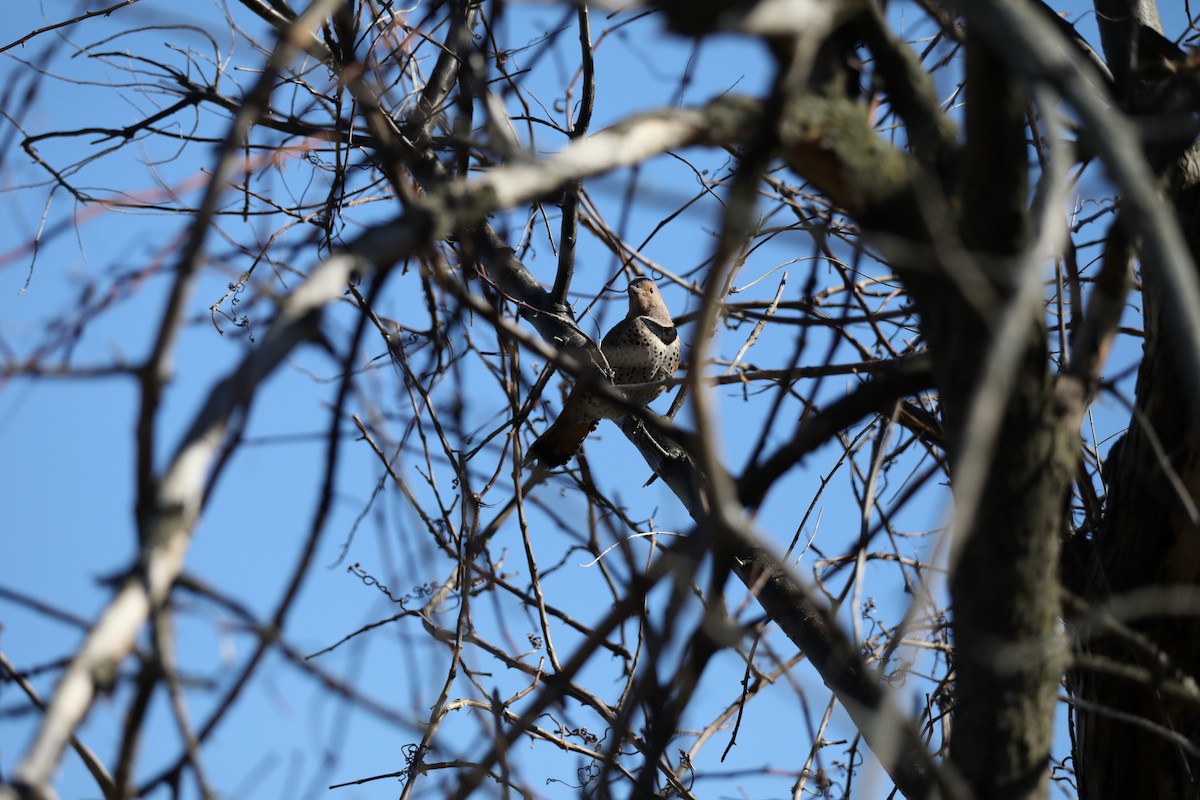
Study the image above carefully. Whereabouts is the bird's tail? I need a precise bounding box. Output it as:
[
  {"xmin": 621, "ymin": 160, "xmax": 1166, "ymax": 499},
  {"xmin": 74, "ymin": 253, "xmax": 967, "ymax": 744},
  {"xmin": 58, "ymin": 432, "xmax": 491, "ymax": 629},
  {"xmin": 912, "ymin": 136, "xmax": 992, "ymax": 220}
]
[{"xmin": 524, "ymin": 416, "xmax": 597, "ymax": 468}]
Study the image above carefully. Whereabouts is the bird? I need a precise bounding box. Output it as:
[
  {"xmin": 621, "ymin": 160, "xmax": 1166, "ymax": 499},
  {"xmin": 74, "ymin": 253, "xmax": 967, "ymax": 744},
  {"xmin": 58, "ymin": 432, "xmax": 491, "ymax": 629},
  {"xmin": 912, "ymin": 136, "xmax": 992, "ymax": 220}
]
[{"xmin": 525, "ymin": 277, "xmax": 681, "ymax": 468}]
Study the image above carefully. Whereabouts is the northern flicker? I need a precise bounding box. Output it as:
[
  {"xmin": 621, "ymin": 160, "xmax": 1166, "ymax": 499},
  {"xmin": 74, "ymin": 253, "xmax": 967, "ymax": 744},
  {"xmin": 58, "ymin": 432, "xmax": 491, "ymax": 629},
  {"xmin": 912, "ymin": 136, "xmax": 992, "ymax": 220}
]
[{"xmin": 525, "ymin": 277, "xmax": 681, "ymax": 468}]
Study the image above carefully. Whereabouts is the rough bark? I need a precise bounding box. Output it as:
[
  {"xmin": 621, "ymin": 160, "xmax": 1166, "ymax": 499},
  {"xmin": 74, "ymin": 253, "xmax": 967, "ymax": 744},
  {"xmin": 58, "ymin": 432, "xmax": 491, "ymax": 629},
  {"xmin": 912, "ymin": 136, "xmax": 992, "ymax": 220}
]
[
  {"xmin": 1072, "ymin": 1, "xmax": 1200, "ymax": 796},
  {"xmin": 937, "ymin": 28, "xmax": 1074, "ymax": 800}
]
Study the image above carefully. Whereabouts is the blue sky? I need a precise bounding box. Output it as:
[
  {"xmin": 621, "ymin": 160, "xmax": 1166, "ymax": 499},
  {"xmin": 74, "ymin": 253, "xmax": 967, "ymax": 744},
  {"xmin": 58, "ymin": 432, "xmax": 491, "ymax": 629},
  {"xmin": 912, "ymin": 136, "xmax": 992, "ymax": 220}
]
[{"xmin": 0, "ymin": 1, "xmax": 1158, "ymax": 798}]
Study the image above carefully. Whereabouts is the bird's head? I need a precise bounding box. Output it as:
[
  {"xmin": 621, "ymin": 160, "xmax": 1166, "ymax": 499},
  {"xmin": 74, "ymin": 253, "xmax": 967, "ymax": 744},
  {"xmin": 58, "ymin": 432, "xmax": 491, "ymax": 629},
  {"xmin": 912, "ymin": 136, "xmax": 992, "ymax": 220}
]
[{"xmin": 626, "ymin": 277, "xmax": 673, "ymax": 326}]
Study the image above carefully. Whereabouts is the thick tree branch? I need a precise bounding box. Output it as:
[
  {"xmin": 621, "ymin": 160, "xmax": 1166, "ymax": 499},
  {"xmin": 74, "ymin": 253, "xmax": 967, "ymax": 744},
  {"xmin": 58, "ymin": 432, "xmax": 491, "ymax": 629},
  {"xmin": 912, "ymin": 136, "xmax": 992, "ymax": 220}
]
[
  {"xmin": 620, "ymin": 418, "xmax": 964, "ymax": 800},
  {"xmin": 966, "ymin": 0, "xmax": 1200, "ymax": 428},
  {"xmin": 737, "ymin": 353, "xmax": 935, "ymax": 508}
]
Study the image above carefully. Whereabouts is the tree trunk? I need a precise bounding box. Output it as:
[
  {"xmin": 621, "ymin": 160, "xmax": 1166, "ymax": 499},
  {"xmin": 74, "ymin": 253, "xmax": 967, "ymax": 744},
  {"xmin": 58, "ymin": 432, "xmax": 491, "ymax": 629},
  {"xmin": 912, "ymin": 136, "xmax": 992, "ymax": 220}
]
[
  {"xmin": 1073, "ymin": 1, "xmax": 1200, "ymax": 795},
  {"xmin": 938, "ymin": 26, "xmax": 1075, "ymax": 799}
]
